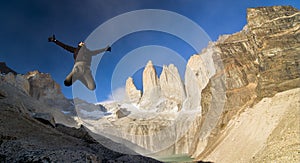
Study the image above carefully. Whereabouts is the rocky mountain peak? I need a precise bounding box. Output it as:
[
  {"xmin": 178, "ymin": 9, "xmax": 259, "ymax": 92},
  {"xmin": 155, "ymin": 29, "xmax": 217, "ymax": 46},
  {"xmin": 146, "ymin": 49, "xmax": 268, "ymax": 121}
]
[
  {"xmin": 125, "ymin": 61, "xmax": 187, "ymax": 111},
  {"xmin": 142, "ymin": 60, "xmax": 160, "ymax": 94},
  {"xmin": 159, "ymin": 64, "xmax": 185, "ymax": 104},
  {"xmin": 125, "ymin": 77, "xmax": 141, "ymax": 103},
  {"xmin": 25, "ymin": 70, "xmax": 63, "ymax": 100},
  {"xmin": 138, "ymin": 60, "xmax": 161, "ymax": 109},
  {"xmin": 0, "ymin": 65, "xmax": 73, "ymax": 117}
]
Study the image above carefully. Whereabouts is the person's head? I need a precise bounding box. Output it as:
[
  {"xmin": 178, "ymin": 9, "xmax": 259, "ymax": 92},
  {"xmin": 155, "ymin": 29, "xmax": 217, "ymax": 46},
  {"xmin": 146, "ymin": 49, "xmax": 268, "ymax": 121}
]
[{"xmin": 78, "ymin": 41, "xmax": 85, "ymax": 47}]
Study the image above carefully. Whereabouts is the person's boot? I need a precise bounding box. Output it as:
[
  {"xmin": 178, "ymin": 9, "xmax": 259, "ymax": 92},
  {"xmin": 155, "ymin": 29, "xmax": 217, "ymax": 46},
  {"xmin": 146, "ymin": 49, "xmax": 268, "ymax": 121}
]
[
  {"xmin": 64, "ymin": 78, "xmax": 72, "ymax": 86},
  {"xmin": 106, "ymin": 46, "xmax": 111, "ymax": 52}
]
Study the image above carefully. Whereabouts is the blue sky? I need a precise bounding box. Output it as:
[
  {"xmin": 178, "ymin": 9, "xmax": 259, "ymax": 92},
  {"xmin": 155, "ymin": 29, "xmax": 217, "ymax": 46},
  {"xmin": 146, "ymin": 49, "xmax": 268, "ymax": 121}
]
[{"xmin": 0, "ymin": 0, "xmax": 299, "ymax": 102}]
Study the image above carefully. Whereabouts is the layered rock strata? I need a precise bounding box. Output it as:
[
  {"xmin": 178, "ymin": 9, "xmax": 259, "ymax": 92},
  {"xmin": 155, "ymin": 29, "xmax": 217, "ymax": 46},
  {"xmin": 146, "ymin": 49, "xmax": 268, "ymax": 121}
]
[{"xmin": 193, "ymin": 5, "xmax": 300, "ymax": 160}]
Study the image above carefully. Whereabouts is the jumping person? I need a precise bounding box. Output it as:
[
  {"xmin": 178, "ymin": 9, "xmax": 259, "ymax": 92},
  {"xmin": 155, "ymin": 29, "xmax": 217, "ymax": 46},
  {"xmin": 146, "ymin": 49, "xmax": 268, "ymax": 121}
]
[{"xmin": 48, "ymin": 35, "xmax": 111, "ymax": 90}]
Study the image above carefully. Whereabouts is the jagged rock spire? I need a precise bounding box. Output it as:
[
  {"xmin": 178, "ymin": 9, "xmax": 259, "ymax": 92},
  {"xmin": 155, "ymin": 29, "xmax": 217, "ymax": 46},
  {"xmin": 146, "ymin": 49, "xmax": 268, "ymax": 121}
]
[
  {"xmin": 125, "ymin": 60, "xmax": 187, "ymax": 111},
  {"xmin": 160, "ymin": 64, "xmax": 186, "ymax": 104},
  {"xmin": 139, "ymin": 60, "xmax": 161, "ymax": 109},
  {"xmin": 125, "ymin": 77, "xmax": 141, "ymax": 103},
  {"xmin": 142, "ymin": 60, "xmax": 160, "ymax": 94}
]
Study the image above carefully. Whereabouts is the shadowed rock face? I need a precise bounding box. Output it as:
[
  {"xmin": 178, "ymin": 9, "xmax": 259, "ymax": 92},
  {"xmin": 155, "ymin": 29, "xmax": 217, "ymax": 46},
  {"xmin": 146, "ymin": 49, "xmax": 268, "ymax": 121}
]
[{"xmin": 0, "ymin": 62, "xmax": 17, "ymax": 75}]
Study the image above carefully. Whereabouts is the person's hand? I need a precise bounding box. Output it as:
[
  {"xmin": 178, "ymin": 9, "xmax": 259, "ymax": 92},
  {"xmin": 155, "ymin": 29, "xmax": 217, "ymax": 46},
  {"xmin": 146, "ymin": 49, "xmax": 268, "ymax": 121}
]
[
  {"xmin": 106, "ymin": 46, "xmax": 111, "ymax": 52},
  {"xmin": 48, "ymin": 35, "xmax": 56, "ymax": 42}
]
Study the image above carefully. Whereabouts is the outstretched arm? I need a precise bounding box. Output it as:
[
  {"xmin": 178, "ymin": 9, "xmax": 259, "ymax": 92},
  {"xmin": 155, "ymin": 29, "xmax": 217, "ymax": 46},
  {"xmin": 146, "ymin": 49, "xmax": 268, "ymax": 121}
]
[
  {"xmin": 54, "ymin": 40, "xmax": 76, "ymax": 53},
  {"xmin": 90, "ymin": 45, "xmax": 111, "ymax": 56},
  {"xmin": 48, "ymin": 35, "xmax": 76, "ymax": 53}
]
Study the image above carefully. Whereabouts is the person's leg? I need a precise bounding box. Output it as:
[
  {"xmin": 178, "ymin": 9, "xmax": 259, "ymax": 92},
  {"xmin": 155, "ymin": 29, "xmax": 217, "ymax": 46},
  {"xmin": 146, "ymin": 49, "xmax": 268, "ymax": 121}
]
[
  {"xmin": 64, "ymin": 71, "xmax": 74, "ymax": 86},
  {"xmin": 79, "ymin": 68, "xmax": 96, "ymax": 90},
  {"xmin": 64, "ymin": 66, "xmax": 78, "ymax": 86}
]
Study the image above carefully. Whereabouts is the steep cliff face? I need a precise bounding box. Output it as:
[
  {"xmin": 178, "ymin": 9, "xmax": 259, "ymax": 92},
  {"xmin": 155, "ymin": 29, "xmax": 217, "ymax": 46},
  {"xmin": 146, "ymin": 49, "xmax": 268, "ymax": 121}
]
[
  {"xmin": 94, "ymin": 6, "xmax": 300, "ymax": 162},
  {"xmin": 160, "ymin": 64, "xmax": 186, "ymax": 105},
  {"xmin": 205, "ymin": 4, "xmax": 298, "ymax": 134},
  {"xmin": 139, "ymin": 61, "xmax": 161, "ymax": 109},
  {"xmin": 194, "ymin": 5, "xmax": 300, "ymax": 160},
  {"xmin": 247, "ymin": 6, "xmax": 300, "ymax": 97},
  {"xmin": 184, "ymin": 54, "xmax": 212, "ymax": 111}
]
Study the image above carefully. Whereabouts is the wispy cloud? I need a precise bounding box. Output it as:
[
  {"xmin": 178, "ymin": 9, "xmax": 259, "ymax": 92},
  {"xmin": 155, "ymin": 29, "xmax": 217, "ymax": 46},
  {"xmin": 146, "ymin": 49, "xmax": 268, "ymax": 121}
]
[{"xmin": 99, "ymin": 86, "xmax": 128, "ymax": 103}]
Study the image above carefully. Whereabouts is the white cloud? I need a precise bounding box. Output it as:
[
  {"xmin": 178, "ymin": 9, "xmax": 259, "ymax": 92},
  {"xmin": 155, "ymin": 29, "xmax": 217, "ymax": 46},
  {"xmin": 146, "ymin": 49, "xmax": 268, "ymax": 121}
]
[{"xmin": 99, "ymin": 86, "xmax": 128, "ymax": 103}]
